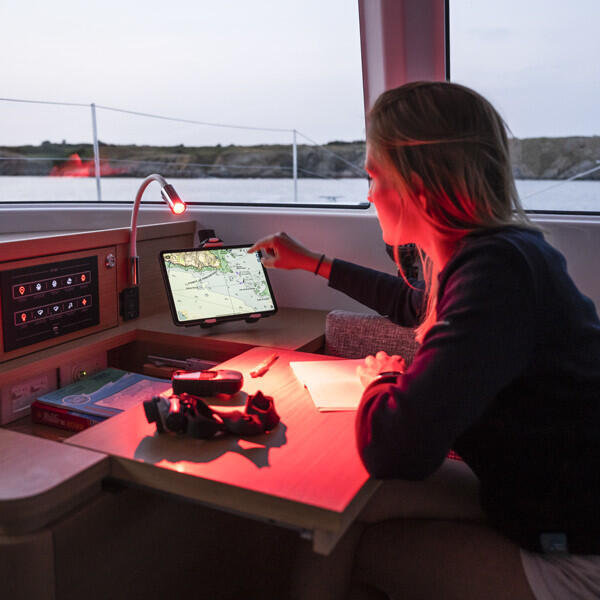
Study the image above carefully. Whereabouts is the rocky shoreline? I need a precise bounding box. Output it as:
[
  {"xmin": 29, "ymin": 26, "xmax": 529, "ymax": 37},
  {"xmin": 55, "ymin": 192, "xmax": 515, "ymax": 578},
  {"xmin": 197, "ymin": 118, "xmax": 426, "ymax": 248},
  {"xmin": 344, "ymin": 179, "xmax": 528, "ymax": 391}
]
[{"xmin": 1, "ymin": 137, "xmax": 599, "ymax": 180}]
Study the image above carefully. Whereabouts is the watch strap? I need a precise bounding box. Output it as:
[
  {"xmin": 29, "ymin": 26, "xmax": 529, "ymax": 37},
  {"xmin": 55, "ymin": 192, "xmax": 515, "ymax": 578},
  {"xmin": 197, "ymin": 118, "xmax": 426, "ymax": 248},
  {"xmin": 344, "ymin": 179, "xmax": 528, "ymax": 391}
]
[{"xmin": 364, "ymin": 371, "xmax": 402, "ymax": 393}]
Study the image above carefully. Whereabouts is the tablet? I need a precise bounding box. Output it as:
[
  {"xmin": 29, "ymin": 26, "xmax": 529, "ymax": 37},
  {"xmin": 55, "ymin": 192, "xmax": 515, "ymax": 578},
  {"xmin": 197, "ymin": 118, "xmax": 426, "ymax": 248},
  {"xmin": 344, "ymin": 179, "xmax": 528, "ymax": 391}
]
[{"xmin": 159, "ymin": 245, "xmax": 277, "ymax": 327}]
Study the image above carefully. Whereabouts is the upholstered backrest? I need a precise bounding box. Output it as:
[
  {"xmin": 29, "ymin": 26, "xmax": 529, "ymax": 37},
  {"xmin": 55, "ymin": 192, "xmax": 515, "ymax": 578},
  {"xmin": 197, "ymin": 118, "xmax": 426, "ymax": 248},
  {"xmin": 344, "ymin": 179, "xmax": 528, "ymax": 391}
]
[{"xmin": 324, "ymin": 310, "xmax": 420, "ymax": 364}]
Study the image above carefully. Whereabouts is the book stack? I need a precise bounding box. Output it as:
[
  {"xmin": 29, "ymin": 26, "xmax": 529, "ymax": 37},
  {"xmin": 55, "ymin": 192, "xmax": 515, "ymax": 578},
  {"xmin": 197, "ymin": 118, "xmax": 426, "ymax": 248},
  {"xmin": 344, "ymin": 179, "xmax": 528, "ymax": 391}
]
[{"xmin": 32, "ymin": 368, "xmax": 172, "ymax": 432}]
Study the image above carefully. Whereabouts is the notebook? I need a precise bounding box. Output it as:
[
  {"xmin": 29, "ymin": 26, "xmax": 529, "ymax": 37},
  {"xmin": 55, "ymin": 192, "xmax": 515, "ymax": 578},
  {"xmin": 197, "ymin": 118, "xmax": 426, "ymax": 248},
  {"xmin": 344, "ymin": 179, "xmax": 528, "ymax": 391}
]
[{"xmin": 289, "ymin": 359, "xmax": 365, "ymax": 411}]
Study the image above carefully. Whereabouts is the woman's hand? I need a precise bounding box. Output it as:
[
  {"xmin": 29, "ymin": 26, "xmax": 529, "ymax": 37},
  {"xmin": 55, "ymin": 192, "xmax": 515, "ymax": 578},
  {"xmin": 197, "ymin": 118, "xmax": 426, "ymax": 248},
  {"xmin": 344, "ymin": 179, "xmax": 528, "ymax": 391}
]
[
  {"xmin": 357, "ymin": 351, "xmax": 406, "ymax": 387},
  {"xmin": 248, "ymin": 232, "xmax": 321, "ymax": 272}
]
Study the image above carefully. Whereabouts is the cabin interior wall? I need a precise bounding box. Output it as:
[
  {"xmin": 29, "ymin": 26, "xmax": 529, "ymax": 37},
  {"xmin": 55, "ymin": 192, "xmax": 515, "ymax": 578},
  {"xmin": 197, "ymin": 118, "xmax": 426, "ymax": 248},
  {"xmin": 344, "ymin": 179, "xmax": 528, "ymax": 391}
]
[{"xmin": 1, "ymin": 206, "xmax": 600, "ymax": 315}]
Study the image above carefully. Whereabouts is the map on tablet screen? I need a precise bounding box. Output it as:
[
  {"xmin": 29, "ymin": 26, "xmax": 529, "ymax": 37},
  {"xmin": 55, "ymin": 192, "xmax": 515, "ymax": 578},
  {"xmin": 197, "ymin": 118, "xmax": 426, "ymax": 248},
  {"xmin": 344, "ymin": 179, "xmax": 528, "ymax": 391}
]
[{"xmin": 160, "ymin": 245, "xmax": 277, "ymax": 326}]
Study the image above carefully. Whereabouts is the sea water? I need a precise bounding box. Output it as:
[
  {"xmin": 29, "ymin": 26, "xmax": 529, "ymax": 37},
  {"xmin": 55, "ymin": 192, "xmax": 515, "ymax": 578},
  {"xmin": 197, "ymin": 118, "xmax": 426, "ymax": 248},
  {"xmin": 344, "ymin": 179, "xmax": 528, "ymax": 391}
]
[{"xmin": 1, "ymin": 176, "xmax": 599, "ymax": 212}]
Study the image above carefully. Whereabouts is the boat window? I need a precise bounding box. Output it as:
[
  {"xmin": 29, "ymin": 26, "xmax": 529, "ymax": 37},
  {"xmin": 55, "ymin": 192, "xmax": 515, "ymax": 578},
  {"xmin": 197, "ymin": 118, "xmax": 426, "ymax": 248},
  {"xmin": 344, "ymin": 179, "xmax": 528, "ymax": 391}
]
[
  {"xmin": 450, "ymin": 0, "xmax": 600, "ymax": 214},
  {"xmin": 0, "ymin": 0, "xmax": 368, "ymax": 208}
]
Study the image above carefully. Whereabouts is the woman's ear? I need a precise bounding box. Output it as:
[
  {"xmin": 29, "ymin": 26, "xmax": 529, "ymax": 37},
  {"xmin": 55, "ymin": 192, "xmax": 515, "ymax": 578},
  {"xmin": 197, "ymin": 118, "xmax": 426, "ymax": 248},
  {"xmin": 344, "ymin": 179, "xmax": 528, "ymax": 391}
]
[
  {"xmin": 408, "ymin": 172, "xmax": 431, "ymax": 214},
  {"xmin": 410, "ymin": 171, "xmax": 426, "ymax": 195}
]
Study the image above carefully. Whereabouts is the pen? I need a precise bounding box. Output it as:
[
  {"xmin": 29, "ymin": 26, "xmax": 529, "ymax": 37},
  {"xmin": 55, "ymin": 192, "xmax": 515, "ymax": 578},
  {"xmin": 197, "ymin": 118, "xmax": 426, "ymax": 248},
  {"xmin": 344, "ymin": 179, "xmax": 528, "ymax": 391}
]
[{"xmin": 250, "ymin": 352, "xmax": 279, "ymax": 378}]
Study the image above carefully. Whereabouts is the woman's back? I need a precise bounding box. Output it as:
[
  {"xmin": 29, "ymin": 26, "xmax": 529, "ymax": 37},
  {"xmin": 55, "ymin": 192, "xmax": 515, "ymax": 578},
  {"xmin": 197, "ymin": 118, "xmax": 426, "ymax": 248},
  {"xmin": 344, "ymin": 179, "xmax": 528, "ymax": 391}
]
[{"xmin": 441, "ymin": 227, "xmax": 600, "ymax": 553}]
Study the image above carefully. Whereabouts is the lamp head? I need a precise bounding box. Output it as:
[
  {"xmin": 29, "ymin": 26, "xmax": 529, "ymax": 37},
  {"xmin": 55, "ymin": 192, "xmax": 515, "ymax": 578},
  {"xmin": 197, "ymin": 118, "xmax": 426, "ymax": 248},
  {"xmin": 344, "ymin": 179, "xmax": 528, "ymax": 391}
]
[{"xmin": 161, "ymin": 183, "xmax": 186, "ymax": 215}]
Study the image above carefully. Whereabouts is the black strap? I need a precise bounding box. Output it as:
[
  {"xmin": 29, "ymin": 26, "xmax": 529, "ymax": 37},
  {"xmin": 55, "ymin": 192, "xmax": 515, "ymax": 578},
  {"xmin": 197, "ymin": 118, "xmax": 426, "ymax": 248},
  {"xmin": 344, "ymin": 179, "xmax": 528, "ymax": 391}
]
[{"xmin": 161, "ymin": 391, "xmax": 280, "ymax": 439}]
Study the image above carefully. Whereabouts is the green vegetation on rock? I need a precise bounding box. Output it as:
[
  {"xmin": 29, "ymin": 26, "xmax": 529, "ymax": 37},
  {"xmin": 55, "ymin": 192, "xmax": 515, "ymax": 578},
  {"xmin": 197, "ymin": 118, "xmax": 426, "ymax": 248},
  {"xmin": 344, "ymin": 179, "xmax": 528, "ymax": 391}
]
[{"xmin": 1, "ymin": 137, "xmax": 599, "ymax": 180}]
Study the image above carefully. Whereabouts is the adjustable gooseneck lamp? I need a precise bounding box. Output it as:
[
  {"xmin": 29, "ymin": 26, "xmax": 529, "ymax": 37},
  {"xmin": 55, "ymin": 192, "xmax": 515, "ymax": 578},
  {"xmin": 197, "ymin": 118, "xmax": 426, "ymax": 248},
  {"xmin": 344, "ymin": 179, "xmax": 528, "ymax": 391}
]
[{"xmin": 121, "ymin": 174, "xmax": 186, "ymax": 320}]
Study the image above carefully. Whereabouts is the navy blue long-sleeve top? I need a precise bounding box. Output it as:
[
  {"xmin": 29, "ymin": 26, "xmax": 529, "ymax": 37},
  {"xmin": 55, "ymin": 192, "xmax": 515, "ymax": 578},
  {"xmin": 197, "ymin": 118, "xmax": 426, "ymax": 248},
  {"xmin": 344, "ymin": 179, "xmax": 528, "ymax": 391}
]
[{"xmin": 329, "ymin": 227, "xmax": 600, "ymax": 552}]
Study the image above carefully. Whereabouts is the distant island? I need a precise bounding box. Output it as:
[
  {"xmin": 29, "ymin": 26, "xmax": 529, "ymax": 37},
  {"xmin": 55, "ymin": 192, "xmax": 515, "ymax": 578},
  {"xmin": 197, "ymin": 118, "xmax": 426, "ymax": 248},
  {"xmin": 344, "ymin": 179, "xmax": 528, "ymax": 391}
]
[{"xmin": 1, "ymin": 137, "xmax": 599, "ymax": 180}]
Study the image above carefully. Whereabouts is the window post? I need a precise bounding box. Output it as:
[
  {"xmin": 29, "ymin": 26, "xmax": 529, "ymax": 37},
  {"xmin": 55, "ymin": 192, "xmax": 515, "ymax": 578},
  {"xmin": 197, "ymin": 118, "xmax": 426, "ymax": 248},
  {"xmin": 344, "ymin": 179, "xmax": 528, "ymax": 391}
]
[
  {"xmin": 358, "ymin": 0, "xmax": 447, "ymax": 114},
  {"xmin": 292, "ymin": 128, "xmax": 298, "ymax": 203},
  {"xmin": 90, "ymin": 103, "xmax": 102, "ymax": 201}
]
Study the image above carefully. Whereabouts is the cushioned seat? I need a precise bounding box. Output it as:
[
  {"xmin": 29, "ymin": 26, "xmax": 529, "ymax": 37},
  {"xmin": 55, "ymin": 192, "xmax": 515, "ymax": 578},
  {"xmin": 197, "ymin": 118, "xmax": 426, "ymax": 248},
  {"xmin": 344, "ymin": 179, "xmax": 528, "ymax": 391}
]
[{"xmin": 324, "ymin": 309, "xmax": 419, "ymax": 364}]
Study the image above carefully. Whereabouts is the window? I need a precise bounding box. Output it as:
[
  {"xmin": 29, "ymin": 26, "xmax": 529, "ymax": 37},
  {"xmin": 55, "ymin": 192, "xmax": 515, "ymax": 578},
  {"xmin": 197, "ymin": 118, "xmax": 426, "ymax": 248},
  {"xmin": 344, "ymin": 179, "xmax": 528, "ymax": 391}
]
[
  {"xmin": 0, "ymin": 0, "xmax": 368, "ymax": 207},
  {"xmin": 450, "ymin": 0, "xmax": 600, "ymax": 212}
]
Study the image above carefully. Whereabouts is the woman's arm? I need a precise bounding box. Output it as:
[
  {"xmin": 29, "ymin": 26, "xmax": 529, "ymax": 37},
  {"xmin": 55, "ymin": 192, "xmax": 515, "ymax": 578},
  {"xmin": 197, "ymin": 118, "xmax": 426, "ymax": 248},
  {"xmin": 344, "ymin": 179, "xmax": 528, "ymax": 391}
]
[
  {"xmin": 249, "ymin": 232, "xmax": 425, "ymax": 327},
  {"xmin": 356, "ymin": 240, "xmax": 537, "ymax": 480},
  {"xmin": 248, "ymin": 232, "xmax": 330, "ymax": 275}
]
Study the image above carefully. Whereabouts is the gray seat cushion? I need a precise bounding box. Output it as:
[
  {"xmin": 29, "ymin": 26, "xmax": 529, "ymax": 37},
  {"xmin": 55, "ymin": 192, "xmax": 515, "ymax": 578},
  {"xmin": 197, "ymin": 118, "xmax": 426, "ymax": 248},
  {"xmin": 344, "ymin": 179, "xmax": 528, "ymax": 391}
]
[{"xmin": 325, "ymin": 310, "xmax": 419, "ymax": 364}]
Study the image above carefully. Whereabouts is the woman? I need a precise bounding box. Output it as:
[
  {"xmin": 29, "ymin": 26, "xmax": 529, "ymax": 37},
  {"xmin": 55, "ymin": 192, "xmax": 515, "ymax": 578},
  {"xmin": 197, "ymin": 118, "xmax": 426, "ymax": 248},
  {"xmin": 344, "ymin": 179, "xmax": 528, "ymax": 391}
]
[{"xmin": 249, "ymin": 81, "xmax": 600, "ymax": 599}]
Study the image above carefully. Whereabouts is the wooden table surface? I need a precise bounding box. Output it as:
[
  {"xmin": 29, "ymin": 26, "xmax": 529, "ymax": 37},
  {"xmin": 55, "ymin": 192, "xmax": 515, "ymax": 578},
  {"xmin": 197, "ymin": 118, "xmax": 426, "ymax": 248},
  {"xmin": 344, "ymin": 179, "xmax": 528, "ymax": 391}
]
[{"xmin": 66, "ymin": 346, "xmax": 379, "ymax": 554}]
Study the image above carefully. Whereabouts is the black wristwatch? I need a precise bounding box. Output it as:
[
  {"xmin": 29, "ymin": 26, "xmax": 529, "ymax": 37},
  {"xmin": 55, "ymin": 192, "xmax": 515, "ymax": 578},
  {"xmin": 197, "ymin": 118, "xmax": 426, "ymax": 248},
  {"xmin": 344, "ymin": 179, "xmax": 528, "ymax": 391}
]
[{"xmin": 364, "ymin": 371, "xmax": 402, "ymax": 393}]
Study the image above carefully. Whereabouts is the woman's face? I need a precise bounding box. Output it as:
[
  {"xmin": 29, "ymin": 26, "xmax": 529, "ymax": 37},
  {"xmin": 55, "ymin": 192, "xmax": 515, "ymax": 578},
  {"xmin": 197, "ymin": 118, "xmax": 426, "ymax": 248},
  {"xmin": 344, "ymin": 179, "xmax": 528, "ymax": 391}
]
[{"xmin": 365, "ymin": 147, "xmax": 422, "ymax": 246}]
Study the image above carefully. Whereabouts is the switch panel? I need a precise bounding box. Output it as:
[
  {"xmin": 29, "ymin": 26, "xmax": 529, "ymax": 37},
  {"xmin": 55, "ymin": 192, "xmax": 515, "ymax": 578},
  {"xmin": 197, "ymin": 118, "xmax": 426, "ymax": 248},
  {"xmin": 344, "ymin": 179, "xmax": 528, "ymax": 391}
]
[
  {"xmin": 0, "ymin": 368, "xmax": 58, "ymax": 424},
  {"xmin": 0, "ymin": 256, "xmax": 100, "ymax": 352}
]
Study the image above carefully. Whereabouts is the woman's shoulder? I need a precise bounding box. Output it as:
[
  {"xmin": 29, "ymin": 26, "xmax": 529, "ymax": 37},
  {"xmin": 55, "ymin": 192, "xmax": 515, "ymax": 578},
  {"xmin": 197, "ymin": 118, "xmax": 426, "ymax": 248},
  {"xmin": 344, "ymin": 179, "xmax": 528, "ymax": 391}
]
[
  {"xmin": 440, "ymin": 225, "xmax": 555, "ymax": 296},
  {"xmin": 462, "ymin": 224, "xmax": 544, "ymax": 249},
  {"xmin": 455, "ymin": 225, "xmax": 555, "ymax": 270}
]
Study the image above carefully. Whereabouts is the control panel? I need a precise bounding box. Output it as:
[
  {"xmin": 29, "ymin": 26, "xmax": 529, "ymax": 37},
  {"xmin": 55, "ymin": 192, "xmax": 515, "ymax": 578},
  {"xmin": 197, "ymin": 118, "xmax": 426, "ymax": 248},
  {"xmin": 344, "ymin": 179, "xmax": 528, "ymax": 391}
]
[
  {"xmin": 1, "ymin": 256, "xmax": 100, "ymax": 352},
  {"xmin": 0, "ymin": 246, "xmax": 118, "ymax": 363}
]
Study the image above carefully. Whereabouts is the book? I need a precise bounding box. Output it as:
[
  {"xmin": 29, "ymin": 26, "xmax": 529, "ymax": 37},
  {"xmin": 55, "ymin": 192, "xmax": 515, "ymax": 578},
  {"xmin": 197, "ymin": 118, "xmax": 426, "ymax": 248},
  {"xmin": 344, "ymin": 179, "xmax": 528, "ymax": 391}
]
[
  {"xmin": 31, "ymin": 400, "xmax": 105, "ymax": 432},
  {"xmin": 34, "ymin": 368, "xmax": 172, "ymax": 428},
  {"xmin": 289, "ymin": 359, "xmax": 366, "ymax": 411}
]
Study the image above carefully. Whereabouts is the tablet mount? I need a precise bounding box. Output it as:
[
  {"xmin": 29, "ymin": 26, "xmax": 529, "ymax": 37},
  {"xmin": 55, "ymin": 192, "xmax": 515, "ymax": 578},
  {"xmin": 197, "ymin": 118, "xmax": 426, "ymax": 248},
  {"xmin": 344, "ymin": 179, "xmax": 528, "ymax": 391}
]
[{"xmin": 197, "ymin": 229, "xmax": 223, "ymax": 249}]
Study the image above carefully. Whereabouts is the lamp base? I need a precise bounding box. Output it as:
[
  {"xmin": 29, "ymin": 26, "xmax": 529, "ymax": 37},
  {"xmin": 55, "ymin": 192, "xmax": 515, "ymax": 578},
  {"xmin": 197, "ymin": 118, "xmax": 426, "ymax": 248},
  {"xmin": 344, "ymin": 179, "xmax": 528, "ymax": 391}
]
[{"xmin": 120, "ymin": 286, "xmax": 140, "ymax": 320}]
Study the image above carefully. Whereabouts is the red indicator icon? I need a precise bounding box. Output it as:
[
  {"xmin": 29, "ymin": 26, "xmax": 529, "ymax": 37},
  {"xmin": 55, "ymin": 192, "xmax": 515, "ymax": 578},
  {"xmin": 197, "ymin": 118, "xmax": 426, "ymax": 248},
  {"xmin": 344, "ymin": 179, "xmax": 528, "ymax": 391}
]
[
  {"xmin": 80, "ymin": 274, "xmax": 87, "ymax": 283},
  {"xmin": 81, "ymin": 298, "xmax": 88, "ymax": 306},
  {"xmin": 21, "ymin": 313, "xmax": 27, "ymax": 322},
  {"xmin": 18, "ymin": 286, "xmax": 25, "ymax": 295}
]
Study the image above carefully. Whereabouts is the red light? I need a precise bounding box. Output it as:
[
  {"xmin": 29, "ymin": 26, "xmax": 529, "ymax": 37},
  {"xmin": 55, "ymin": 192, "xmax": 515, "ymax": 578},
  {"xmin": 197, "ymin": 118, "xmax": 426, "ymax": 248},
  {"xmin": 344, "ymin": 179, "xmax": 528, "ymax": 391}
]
[
  {"xmin": 49, "ymin": 153, "xmax": 128, "ymax": 178},
  {"xmin": 81, "ymin": 274, "xmax": 86, "ymax": 282},
  {"xmin": 21, "ymin": 313, "xmax": 27, "ymax": 322},
  {"xmin": 82, "ymin": 298, "xmax": 87, "ymax": 306},
  {"xmin": 172, "ymin": 201, "xmax": 186, "ymax": 215},
  {"xmin": 18, "ymin": 286, "xmax": 25, "ymax": 295}
]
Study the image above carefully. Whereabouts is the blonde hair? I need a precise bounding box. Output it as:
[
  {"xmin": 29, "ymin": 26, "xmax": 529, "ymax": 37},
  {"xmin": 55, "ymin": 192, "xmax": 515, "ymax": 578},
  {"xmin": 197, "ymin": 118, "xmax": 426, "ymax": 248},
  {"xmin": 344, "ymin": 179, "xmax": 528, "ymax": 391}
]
[{"xmin": 367, "ymin": 81, "xmax": 532, "ymax": 342}]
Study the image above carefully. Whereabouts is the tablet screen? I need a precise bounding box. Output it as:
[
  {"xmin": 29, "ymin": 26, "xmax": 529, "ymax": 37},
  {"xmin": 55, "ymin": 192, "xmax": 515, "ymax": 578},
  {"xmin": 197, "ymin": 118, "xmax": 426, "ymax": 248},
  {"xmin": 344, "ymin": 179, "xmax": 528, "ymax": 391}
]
[{"xmin": 160, "ymin": 245, "xmax": 277, "ymax": 326}]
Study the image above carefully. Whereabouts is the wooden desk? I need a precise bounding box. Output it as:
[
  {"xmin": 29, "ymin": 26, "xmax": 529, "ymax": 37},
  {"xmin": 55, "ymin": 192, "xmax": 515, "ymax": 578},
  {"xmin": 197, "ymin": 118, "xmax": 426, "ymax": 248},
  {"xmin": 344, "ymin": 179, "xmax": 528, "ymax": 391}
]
[
  {"xmin": 66, "ymin": 346, "xmax": 379, "ymax": 554},
  {"xmin": 0, "ymin": 307, "xmax": 326, "ymax": 386},
  {"xmin": 0, "ymin": 429, "xmax": 109, "ymax": 535}
]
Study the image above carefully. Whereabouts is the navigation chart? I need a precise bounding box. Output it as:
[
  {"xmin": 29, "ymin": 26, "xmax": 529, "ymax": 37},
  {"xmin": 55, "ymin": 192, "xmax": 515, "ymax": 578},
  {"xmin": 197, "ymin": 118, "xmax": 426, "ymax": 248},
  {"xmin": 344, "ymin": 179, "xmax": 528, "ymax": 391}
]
[{"xmin": 162, "ymin": 248, "xmax": 275, "ymax": 321}]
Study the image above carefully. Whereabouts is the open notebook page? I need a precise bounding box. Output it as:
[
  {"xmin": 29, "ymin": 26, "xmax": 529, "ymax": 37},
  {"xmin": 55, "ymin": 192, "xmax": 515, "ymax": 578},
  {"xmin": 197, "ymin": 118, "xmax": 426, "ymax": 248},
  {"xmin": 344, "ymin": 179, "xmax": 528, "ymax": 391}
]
[{"xmin": 289, "ymin": 359, "xmax": 366, "ymax": 411}]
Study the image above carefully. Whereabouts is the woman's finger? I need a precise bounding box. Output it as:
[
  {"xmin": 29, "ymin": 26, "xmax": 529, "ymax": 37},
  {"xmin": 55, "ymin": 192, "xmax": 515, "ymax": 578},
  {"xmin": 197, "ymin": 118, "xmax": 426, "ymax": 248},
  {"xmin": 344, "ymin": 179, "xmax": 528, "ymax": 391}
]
[{"xmin": 247, "ymin": 235, "xmax": 276, "ymax": 254}]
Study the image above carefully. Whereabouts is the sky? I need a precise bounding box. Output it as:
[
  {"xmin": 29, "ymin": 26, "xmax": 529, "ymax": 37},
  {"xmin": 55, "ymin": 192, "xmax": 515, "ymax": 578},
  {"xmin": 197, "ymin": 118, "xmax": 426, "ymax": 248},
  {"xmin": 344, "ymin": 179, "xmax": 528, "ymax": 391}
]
[
  {"xmin": 450, "ymin": 0, "xmax": 600, "ymax": 140},
  {"xmin": 0, "ymin": 0, "xmax": 598, "ymax": 147}
]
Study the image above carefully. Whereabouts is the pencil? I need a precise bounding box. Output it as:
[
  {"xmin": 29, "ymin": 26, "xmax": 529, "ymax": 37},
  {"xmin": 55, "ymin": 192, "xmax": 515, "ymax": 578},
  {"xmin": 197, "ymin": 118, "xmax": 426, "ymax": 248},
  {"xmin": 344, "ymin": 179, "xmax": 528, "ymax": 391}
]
[{"xmin": 250, "ymin": 352, "xmax": 279, "ymax": 377}]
